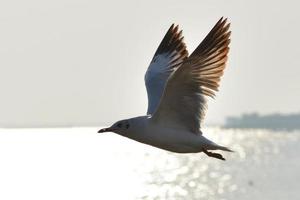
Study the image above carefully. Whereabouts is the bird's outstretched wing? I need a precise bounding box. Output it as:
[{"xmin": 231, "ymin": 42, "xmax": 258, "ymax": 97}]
[
  {"xmin": 145, "ymin": 24, "xmax": 188, "ymax": 115},
  {"xmin": 152, "ymin": 18, "xmax": 231, "ymax": 133}
]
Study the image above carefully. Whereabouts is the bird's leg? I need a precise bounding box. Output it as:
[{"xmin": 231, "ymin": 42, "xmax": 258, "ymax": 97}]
[{"xmin": 202, "ymin": 149, "xmax": 225, "ymax": 161}]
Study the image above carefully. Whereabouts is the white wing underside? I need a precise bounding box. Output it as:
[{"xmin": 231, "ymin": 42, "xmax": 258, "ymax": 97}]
[
  {"xmin": 150, "ymin": 18, "xmax": 231, "ymax": 133},
  {"xmin": 145, "ymin": 25, "xmax": 188, "ymax": 115}
]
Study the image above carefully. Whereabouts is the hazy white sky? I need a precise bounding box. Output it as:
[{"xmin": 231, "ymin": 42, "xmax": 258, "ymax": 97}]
[{"xmin": 0, "ymin": 0, "xmax": 299, "ymax": 127}]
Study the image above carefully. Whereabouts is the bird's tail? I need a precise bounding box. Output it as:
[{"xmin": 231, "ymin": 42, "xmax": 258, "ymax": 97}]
[
  {"xmin": 201, "ymin": 136, "xmax": 234, "ymax": 152},
  {"xmin": 206, "ymin": 141, "xmax": 234, "ymax": 152},
  {"xmin": 214, "ymin": 144, "xmax": 234, "ymax": 152}
]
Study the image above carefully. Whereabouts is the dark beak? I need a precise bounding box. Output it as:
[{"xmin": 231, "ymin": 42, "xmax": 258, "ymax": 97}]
[{"xmin": 97, "ymin": 127, "xmax": 113, "ymax": 133}]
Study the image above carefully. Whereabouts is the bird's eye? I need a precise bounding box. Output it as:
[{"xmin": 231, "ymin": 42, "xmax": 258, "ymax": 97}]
[
  {"xmin": 117, "ymin": 123, "xmax": 122, "ymax": 128},
  {"xmin": 126, "ymin": 124, "xmax": 130, "ymax": 129}
]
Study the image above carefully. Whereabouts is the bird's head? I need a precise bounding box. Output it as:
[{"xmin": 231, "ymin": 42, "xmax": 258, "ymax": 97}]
[{"xmin": 98, "ymin": 119, "xmax": 130, "ymax": 135}]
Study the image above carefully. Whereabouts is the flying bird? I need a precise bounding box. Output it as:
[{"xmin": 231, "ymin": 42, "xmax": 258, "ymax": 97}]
[{"xmin": 98, "ymin": 17, "xmax": 232, "ymax": 160}]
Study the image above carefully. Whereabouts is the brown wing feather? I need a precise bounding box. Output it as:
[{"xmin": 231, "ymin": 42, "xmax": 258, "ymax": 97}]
[{"xmin": 152, "ymin": 18, "xmax": 231, "ymax": 132}]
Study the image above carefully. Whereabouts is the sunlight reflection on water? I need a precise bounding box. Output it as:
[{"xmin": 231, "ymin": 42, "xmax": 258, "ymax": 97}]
[
  {"xmin": 117, "ymin": 128, "xmax": 300, "ymax": 200},
  {"xmin": 0, "ymin": 128, "xmax": 299, "ymax": 200}
]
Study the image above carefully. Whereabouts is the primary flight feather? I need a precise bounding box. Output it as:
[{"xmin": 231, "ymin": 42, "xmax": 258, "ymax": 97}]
[{"xmin": 98, "ymin": 17, "xmax": 232, "ymax": 160}]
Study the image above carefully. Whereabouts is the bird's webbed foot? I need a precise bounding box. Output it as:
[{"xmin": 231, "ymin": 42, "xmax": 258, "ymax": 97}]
[{"xmin": 202, "ymin": 149, "xmax": 225, "ymax": 161}]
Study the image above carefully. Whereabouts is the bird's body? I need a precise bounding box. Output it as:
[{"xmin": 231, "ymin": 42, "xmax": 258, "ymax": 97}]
[
  {"xmin": 98, "ymin": 17, "xmax": 233, "ymax": 160},
  {"xmin": 118, "ymin": 116, "xmax": 230, "ymax": 154}
]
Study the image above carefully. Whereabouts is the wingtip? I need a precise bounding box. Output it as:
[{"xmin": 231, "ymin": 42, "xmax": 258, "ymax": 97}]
[
  {"xmin": 169, "ymin": 23, "xmax": 181, "ymax": 33},
  {"xmin": 218, "ymin": 17, "xmax": 225, "ymax": 24},
  {"xmin": 167, "ymin": 23, "xmax": 175, "ymax": 32},
  {"xmin": 219, "ymin": 17, "xmax": 230, "ymax": 27},
  {"xmin": 173, "ymin": 24, "xmax": 179, "ymax": 32},
  {"xmin": 220, "ymin": 16, "xmax": 228, "ymax": 22}
]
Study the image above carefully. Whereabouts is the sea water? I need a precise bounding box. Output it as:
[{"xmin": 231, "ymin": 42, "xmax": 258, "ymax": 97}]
[{"xmin": 0, "ymin": 127, "xmax": 299, "ymax": 200}]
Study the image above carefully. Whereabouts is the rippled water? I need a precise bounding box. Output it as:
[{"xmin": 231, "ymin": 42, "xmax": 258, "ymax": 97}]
[{"xmin": 0, "ymin": 128, "xmax": 299, "ymax": 200}]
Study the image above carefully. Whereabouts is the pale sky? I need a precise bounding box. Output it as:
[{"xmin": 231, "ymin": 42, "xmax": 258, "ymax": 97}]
[{"xmin": 0, "ymin": 0, "xmax": 299, "ymax": 127}]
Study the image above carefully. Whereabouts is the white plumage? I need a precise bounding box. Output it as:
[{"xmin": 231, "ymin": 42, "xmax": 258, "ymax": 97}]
[{"xmin": 98, "ymin": 17, "xmax": 232, "ymax": 160}]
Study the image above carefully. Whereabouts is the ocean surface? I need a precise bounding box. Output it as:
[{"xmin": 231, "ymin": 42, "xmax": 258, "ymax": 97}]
[{"xmin": 0, "ymin": 127, "xmax": 299, "ymax": 200}]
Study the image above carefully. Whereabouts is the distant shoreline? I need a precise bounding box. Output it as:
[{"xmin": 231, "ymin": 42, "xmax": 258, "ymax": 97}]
[{"xmin": 223, "ymin": 112, "xmax": 300, "ymax": 130}]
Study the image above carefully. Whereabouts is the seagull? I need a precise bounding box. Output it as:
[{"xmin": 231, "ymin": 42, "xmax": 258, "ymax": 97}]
[{"xmin": 98, "ymin": 17, "xmax": 232, "ymax": 160}]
